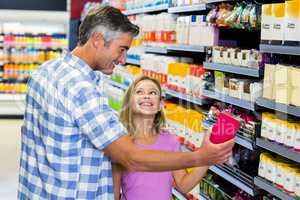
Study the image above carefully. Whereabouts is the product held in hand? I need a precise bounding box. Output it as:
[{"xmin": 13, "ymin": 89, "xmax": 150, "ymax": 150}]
[{"xmin": 210, "ymin": 113, "xmax": 240, "ymax": 144}]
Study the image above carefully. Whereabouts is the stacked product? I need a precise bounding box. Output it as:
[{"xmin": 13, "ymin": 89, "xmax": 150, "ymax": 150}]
[
  {"xmin": 141, "ymin": 13, "xmax": 177, "ymax": 48},
  {"xmin": 211, "ymin": 46, "xmax": 264, "ymax": 69},
  {"xmin": 207, "ymin": 2, "xmax": 261, "ymax": 31},
  {"xmin": 261, "ymin": 0, "xmax": 300, "ymax": 45},
  {"xmin": 140, "ymin": 53, "xmax": 192, "ymax": 85},
  {"xmin": 176, "ymin": 15, "xmax": 219, "ymax": 46},
  {"xmin": 261, "ymin": 112, "xmax": 300, "ymax": 152},
  {"xmin": 110, "ymin": 64, "xmax": 142, "ymax": 87},
  {"xmin": 127, "ymin": 15, "xmax": 143, "ymax": 62},
  {"xmin": 258, "ymin": 153, "xmax": 300, "ymax": 198},
  {"xmin": 206, "ymin": 70, "xmax": 263, "ymax": 102},
  {"xmin": 165, "ymin": 101, "xmax": 205, "ymax": 150},
  {"xmin": 103, "ymin": 82, "xmax": 125, "ymax": 112},
  {"xmin": 167, "ymin": 62, "xmax": 206, "ymax": 98},
  {"xmin": 263, "ymin": 64, "xmax": 300, "ymax": 107}
]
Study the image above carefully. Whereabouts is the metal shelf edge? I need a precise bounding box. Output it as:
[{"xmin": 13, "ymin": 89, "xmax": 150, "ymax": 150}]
[
  {"xmin": 256, "ymin": 138, "xmax": 300, "ymax": 163},
  {"xmin": 256, "ymin": 97, "xmax": 300, "ymax": 118},
  {"xmin": 202, "ymin": 90, "xmax": 255, "ymax": 111},
  {"xmin": 203, "ymin": 62, "xmax": 262, "ymax": 77},
  {"xmin": 168, "ymin": 4, "xmax": 206, "ymax": 13},
  {"xmin": 254, "ymin": 177, "xmax": 296, "ymax": 200},
  {"xmin": 209, "ymin": 166, "xmax": 256, "ymax": 196}
]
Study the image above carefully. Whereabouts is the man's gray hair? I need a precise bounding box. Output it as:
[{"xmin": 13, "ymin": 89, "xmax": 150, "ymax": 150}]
[{"xmin": 78, "ymin": 5, "xmax": 139, "ymax": 46}]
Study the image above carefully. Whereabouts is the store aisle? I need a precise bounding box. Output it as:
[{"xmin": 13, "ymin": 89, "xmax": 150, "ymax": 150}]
[{"xmin": 0, "ymin": 119, "xmax": 23, "ymax": 200}]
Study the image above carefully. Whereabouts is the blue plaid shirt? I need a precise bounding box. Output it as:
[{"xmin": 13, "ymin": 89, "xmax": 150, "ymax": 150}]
[{"xmin": 18, "ymin": 51, "xmax": 127, "ymax": 199}]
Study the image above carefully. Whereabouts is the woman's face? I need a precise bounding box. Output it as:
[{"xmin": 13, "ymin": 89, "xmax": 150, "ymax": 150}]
[{"xmin": 130, "ymin": 80, "xmax": 161, "ymax": 116}]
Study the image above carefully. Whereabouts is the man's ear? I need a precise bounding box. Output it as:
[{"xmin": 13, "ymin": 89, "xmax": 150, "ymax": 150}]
[{"xmin": 90, "ymin": 32, "xmax": 105, "ymax": 49}]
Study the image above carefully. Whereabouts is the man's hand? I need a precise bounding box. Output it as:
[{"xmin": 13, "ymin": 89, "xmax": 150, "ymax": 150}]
[{"xmin": 195, "ymin": 132, "xmax": 235, "ymax": 166}]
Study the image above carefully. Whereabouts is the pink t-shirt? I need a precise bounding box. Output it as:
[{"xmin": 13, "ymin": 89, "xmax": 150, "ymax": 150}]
[{"xmin": 121, "ymin": 131, "xmax": 180, "ymax": 200}]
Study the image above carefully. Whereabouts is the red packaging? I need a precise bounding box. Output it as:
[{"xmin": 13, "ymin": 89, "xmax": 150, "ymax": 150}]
[{"xmin": 210, "ymin": 112, "xmax": 240, "ymax": 144}]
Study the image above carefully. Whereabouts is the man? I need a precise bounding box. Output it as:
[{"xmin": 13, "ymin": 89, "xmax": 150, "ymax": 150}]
[{"xmin": 18, "ymin": 6, "xmax": 234, "ymax": 199}]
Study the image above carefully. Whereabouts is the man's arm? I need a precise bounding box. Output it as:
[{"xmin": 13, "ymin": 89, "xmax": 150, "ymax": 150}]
[{"xmin": 104, "ymin": 133, "xmax": 234, "ymax": 172}]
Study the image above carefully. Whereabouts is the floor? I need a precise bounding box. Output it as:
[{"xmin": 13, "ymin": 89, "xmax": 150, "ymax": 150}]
[{"xmin": 0, "ymin": 119, "xmax": 22, "ymax": 200}]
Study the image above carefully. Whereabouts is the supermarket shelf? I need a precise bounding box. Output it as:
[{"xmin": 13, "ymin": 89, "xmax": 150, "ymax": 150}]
[
  {"xmin": 256, "ymin": 138, "xmax": 300, "ymax": 163},
  {"xmin": 256, "ymin": 97, "xmax": 300, "ymax": 118},
  {"xmin": 167, "ymin": 44, "xmax": 205, "ymax": 53},
  {"xmin": 254, "ymin": 177, "xmax": 297, "ymax": 200},
  {"xmin": 172, "ymin": 188, "xmax": 187, "ymax": 200},
  {"xmin": 260, "ymin": 44, "xmax": 300, "ymax": 56},
  {"xmin": 203, "ymin": 62, "xmax": 263, "ymax": 78},
  {"xmin": 165, "ymin": 88, "xmax": 205, "ymax": 106},
  {"xmin": 106, "ymin": 80, "xmax": 129, "ymax": 90},
  {"xmin": 124, "ymin": 4, "xmax": 169, "ymax": 15},
  {"xmin": 202, "ymin": 120, "xmax": 255, "ymax": 150},
  {"xmin": 202, "ymin": 89, "xmax": 255, "ymax": 111},
  {"xmin": 168, "ymin": 4, "xmax": 206, "ymax": 13},
  {"xmin": 0, "ymin": 94, "xmax": 26, "ymax": 116},
  {"xmin": 144, "ymin": 46, "xmax": 168, "ymax": 54},
  {"xmin": 209, "ymin": 165, "xmax": 258, "ymax": 196},
  {"xmin": 126, "ymin": 58, "xmax": 140, "ymax": 65}
]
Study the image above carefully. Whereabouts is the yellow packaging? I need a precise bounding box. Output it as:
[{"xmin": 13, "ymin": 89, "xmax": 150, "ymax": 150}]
[
  {"xmin": 284, "ymin": 0, "xmax": 300, "ymax": 42},
  {"xmin": 290, "ymin": 66, "xmax": 300, "ymax": 107},
  {"xmin": 261, "ymin": 4, "xmax": 273, "ymax": 41},
  {"xmin": 275, "ymin": 64, "xmax": 290, "ymax": 105},
  {"xmin": 283, "ymin": 166, "xmax": 297, "ymax": 195},
  {"xmin": 275, "ymin": 119, "xmax": 286, "ymax": 144},
  {"xmin": 266, "ymin": 156, "xmax": 277, "ymax": 183},
  {"xmin": 295, "ymin": 171, "xmax": 300, "ymax": 197},
  {"xmin": 258, "ymin": 153, "xmax": 270, "ymax": 178},
  {"xmin": 263, "ymin": 64, "xmax": 276, "ymax": 100},
  {"xmin": 272, "ymin": 3, "xmax": 285, "ymax": 41},
  {"xmin": 294, "ymin": 124, "xmax": 300, "ymax": 151},
  {"xmin": 284, "ymin": 122, "xmax": 297, "ymax": 148}
]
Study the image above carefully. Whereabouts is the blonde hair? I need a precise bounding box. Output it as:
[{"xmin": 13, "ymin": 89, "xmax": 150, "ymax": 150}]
[{"xmin": 120, "ymin": 76, "xmax": 166, "ymax": 137}]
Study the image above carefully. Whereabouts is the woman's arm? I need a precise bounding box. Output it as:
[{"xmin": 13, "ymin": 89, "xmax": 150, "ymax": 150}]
[
  {"xmin": 112, "ymin": 164, "xmax": 123, "ymax": 200},
  {"xmin": 172, "ymin": 166, "xmax": 209, "ymax": 194}
]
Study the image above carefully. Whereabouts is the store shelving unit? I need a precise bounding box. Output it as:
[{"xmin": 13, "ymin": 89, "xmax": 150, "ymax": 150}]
[
  {"xmin": 123, "ymin": 4, "xmax": 169, "ymax": 15},
  {"xmin": 209, "ymin": 165, "xmax": 259, "ymax": 196},
  {"xmin": 126, "ymin": 58, "xmax": 140, "ymax": 66},
  {"xmin": 202, "ymin": 89, "xmax": 256, "ymax": 111},
  {"xmin": 256, "ymin": 138, "xmax": 300, "ymax": 163},
  {"xmin": 254, "ymin": 177, "xmax": 297, "ymax": 200},
  {"xmin": 0, "ymin": 94, "xmax": 26, "ymax": 116},
  {"xmin": 202, "ymin": 120, "xmax": 255, "ymax": 150},
  {"xmin": 172, "ymin": 188, "xmax": 187, "ymax": 200},
  {"xmin": 105, "ymin": 79, "xmax": 129, "ymax": 91},
  {"xmin": 168, "ymin": 4, "xmax": 207, "ymax": 13},
  {"xmin": 167, "ymin": 44, "xmax": 206, "ymax": 53},
  {"xmin": 165, "ymin": 88, "xmax": 205, "ymax": 106},
  {"xmin": 256, "ymin": 97, "xmax": 300, "ymax": 118},
  {"xmin": 143, "ymin": 46, "xmax": 168, "ymax": 54},
  {"xmin": 260, "ymin": 44, "xmax": 300, "ymax": 56},
  {"xmin": 203, "ymin": 62, "xmax": 263, "ymax": 78}
]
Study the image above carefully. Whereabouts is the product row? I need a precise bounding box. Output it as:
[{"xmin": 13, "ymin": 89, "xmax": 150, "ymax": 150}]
[
  {"xmin": 0, "ymin": 83, "xmax": 28, "ymax": 94},
  {"xmin": 263, "ymin": 64, "xmax": 300, "ymax": 107},
  {"xmin": 1, "ymin": 63, "xmax": 40, "ymax": 80},
  {"xmin": 0, "ymin": 49, "xmax": 62, "ymax": 64},
  {"xmin": 205, "ymin": 70, "xmax": 263, "ymax": 102},
  {"xmin": 261, "ymin": 1, "xmax": 300, "ymax": 43},
  {"xmin": 258, "ymin": 152, "xmax": 300, "ymax": 198},
  {"xmin": 1, "ymin": 34, "xmax": 67, "ymax": 49},
  {"xmin": 261, "ymin": 112, "xmax": 300, "ymax": 151},
  {"xmin": 211, "ymin": 46, "xmax": 264, "ymax": 68}
]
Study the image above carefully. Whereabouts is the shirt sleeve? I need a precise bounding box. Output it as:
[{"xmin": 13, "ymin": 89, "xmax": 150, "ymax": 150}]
[{"xmin": 71, "ymin": 81, "xmax": 127, "ymax": 150}]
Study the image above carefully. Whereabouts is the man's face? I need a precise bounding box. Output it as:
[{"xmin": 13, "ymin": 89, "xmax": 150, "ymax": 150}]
[{"xmin": 96, "ymin": 32, "xmax": 133, "ymax": 75}]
